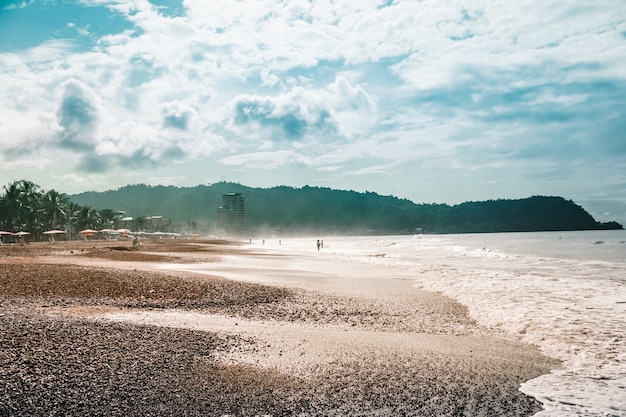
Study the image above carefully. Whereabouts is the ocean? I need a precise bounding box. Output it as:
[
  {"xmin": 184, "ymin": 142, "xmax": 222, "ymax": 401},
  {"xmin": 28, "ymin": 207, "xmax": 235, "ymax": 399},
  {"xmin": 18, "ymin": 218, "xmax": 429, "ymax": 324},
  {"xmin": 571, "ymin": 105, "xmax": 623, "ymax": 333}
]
[{"xmin": 266, "ymin": 230, "xmax": 625, "ymax": 416}]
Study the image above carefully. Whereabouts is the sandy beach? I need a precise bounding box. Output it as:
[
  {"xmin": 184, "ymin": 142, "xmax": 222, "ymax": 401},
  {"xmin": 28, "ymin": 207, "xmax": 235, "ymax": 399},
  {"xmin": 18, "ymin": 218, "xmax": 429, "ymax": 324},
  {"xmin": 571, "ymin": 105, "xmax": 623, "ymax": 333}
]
[{"xmin": 0, "ymin": 239, "xmax": 559, "ymax": 416}]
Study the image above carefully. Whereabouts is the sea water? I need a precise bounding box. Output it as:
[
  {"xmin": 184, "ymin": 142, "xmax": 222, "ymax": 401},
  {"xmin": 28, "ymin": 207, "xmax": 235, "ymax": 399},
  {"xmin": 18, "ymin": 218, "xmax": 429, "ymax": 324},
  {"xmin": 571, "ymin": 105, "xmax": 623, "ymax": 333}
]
[{"xmin": 266, "ymin": 231, "xmax": 625, "ymax": 416}]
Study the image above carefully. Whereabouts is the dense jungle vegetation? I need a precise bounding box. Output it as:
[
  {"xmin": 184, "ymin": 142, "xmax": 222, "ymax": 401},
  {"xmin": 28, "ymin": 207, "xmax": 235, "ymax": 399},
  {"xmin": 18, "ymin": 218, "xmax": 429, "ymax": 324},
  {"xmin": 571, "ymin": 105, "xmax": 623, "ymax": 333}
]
[
  {"xmin": 1, "ymin": 180, "xmax": 621, "ymax": 239},
  {"xmin": 0, "ymin": 180, "xmax": 122, "ymax": 240},
  {"xmin": 69, "ymin": 182, "xmax": 622, "ymax": 235}
]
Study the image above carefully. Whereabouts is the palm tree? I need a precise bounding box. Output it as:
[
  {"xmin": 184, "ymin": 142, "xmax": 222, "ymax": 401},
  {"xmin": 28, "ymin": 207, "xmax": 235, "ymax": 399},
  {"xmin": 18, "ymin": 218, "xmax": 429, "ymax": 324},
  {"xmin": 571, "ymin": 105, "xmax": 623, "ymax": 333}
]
[
  {"xmin": 65, "ymin": 201, "xmax": 81, "ymax": 239},
  {"xmin": 75, "ymin": 205, "xmax": 101, "ymax": 231},
  {"xmin": 0, "ymin": 180, "xmax": 41, "ymax": 232},
  {"xmin": 17, "ymin": 180, "xmax": 43, "ymax": 235},
  {"xmin": 41, "ymin": 189, "xmax": 70, "ymax": 230},
  {"xmin": 98, "ymin": 209, "xmax": 117, "ymax": 229},
  {"xmin": 0, "ymin": 181, "xmax": 22, "ymax": 230}
]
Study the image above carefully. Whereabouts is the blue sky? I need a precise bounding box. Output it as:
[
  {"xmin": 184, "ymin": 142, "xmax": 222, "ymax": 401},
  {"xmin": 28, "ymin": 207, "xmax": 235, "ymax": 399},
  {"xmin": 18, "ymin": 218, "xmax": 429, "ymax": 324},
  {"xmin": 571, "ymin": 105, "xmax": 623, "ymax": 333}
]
[{"xmin": 1, "ymin": 0, "xmax": 625, "ymax": 225}]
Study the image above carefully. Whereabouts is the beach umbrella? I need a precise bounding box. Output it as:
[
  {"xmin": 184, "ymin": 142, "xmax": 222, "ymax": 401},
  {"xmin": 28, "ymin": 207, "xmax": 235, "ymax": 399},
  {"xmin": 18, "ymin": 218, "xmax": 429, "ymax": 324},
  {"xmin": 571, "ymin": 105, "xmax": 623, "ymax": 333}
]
[
  {"xmin": 79, "ymin": 229, "xmax": 98, "ymax": 234},
  {"xmin": 13, "ymin": 231, "xmax": 31, "ymax": 236},
  {"xmin": 0, "ymin": 231, "xmax": 13, "ymax": 235},
  {"xmin": 115, "ymin": 228, "xmax": 132, "ymax": 234},
  {"xmin": 43, "ymin": 230, "xmax": 66, "ymax": 235},
  {"xmin": 99, "ymin": 228, "xmax": 115, "ymax": 233}
]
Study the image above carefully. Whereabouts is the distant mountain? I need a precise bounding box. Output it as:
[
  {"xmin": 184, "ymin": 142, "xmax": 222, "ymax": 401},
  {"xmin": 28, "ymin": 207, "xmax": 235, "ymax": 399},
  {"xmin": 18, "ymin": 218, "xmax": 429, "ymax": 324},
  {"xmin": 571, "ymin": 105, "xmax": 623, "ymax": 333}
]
[{"xmin": 70, "ymin": 182, "xmax": 623, "ymax": 235}]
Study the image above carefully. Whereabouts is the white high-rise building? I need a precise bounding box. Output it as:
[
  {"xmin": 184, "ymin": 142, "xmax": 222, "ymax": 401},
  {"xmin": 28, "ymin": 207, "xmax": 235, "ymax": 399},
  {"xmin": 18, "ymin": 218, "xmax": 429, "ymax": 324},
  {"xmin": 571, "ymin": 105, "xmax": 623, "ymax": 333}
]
[{"xmin": 217, "ymin": 192, "xmax": 245, "ymax": 234}]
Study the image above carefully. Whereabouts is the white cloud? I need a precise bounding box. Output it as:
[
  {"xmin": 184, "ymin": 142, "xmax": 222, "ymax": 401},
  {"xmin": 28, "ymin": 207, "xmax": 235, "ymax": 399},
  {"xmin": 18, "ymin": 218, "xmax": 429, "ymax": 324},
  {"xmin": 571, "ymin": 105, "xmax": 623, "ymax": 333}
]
[
  {"xmin": 388, "ymin": 1, "xmax": 626, "ymax": 91},
  {"xmin": 226, "ymin": 75, "xmax": 377, "ymax": 145},
  {"xmin": 0, "ymin": 0, "xmax": 624, "ymax": 219},
  {"xmin": 2, "ymin": 0, "xmax": 34, "ymax": 10},
  {"xmin": 219, "ymin": 150, "xmax": 312, "ymax": 170}
]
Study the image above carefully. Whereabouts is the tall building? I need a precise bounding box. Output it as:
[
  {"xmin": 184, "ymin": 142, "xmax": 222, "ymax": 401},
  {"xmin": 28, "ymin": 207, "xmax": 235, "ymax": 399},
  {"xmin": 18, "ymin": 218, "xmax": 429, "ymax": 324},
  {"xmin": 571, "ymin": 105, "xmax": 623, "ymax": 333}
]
[{"xmin": 217, "ymin": 193, "xmax": 245, "ymax": 234}]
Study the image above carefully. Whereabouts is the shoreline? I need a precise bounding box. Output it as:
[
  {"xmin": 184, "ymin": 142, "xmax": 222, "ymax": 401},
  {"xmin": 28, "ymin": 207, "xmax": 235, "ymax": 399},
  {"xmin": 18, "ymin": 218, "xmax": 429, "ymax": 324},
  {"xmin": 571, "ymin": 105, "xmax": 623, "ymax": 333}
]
[{"xmin": 0, "ymin": 239, "xmax": 559, "ymax": 416}]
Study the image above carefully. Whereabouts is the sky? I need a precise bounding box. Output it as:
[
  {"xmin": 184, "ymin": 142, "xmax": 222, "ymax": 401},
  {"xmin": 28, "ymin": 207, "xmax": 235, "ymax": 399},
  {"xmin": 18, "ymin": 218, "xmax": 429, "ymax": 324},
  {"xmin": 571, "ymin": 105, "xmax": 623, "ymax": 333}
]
[{"xmin": 1, "ymin": 0, "xmax": 625, "ymax": 225}]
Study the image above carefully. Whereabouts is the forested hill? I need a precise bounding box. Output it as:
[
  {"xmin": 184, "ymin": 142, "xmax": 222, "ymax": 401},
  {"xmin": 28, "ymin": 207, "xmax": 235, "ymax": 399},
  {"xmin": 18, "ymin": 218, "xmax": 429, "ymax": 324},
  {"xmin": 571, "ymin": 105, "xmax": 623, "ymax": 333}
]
[{"xmin": 70, "ymin": 182, "xmax": 623, "ymax": 235}]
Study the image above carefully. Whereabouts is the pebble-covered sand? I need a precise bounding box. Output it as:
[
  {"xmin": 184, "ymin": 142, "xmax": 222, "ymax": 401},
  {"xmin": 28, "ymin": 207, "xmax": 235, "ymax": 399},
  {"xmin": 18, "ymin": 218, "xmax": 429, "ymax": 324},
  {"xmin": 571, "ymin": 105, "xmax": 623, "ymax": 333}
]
[{"xmin": 0, "ymin": 240, "xmax": 559, "ymax": 416}]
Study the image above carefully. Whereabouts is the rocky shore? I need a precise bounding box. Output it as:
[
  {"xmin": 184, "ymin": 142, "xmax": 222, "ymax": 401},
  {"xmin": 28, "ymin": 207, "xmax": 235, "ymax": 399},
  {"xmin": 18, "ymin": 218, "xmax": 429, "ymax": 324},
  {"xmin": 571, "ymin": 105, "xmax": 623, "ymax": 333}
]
[{"xmin": 0, "ymin": 240, "xmax": 559, "ymax": 416}]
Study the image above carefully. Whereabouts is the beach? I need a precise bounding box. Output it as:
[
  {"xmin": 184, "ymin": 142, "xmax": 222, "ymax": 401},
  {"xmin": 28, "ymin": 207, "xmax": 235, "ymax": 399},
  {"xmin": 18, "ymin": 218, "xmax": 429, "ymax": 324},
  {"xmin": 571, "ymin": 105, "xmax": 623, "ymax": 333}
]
[{"xmin": 0, "ymin": 239, "xmax": 559, "ymax": 416}]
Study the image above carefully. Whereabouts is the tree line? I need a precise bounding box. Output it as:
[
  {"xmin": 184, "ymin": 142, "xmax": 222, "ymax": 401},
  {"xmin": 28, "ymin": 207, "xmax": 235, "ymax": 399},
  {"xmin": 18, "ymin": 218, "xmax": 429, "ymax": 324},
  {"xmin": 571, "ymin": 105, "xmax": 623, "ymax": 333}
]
[
  {"xmin": 0, "ymin": 180, "xmax": 120, "ymax": 240},
  {"xmin": 5, "ymin": 178, "xmax": 621, "ymax": 238},
  {"xmin": 70, "ymin": 182, "xmax": 623, "ymax": 235},
  {"xmin": 236, "ymin": 185, "xmax": 622, "ymax": 234}
]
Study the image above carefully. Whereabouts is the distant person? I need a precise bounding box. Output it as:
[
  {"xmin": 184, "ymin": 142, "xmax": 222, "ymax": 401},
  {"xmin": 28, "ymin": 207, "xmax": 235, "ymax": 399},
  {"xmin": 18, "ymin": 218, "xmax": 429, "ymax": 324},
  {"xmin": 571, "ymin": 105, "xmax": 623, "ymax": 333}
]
[
  {"xmin": 317, "ymin": 239, "xmax": 321, "ymax": 251},
  {"xmin": 321, "ymin": 240, "xmax": 324, "ymax": 249}
]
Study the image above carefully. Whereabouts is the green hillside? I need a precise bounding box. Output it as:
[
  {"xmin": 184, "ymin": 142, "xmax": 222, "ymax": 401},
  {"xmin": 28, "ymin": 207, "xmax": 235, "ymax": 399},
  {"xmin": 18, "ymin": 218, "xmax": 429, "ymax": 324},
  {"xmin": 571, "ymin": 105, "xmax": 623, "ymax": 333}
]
[{"xmin": 70, "ymin": 182, "xmax": 623, "ymax": 235}]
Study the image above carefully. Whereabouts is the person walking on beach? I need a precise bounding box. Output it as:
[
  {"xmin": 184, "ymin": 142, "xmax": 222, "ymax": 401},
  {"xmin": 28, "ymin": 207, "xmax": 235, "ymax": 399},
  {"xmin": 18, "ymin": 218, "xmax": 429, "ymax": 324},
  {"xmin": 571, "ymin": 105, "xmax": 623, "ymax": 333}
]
[{"xmin": 317, "ymin": 239, "xmax": 321, "ymax": 251}]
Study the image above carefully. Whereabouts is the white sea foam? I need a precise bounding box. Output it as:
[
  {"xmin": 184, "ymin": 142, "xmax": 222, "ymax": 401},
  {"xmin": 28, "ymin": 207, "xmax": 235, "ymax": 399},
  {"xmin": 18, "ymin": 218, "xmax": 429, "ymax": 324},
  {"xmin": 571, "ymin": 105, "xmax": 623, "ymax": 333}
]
[{"xmin": 264, "ymin": 231, "xmax": 626, "ymax": 416}]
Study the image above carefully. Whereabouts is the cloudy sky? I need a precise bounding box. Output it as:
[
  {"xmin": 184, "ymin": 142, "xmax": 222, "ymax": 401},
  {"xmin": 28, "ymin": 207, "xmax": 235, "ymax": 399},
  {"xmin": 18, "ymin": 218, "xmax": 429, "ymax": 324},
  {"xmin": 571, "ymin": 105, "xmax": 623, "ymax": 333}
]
[{"xmin": 1, "ymin": 0, "xmax": 625, "ymax": 224}]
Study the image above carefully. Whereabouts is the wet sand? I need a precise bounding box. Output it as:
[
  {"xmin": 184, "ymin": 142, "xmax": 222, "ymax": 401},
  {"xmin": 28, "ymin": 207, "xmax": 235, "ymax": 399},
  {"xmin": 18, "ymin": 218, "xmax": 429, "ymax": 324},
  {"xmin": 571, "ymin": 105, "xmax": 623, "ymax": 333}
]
[{"xmin": 0, "ymin": 239, "xmax": 559, "ymax": 416}]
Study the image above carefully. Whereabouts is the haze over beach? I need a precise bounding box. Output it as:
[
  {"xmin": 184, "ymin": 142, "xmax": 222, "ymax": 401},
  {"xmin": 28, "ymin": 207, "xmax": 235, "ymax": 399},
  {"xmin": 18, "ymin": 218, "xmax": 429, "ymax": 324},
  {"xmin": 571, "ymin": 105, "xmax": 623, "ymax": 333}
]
[
  {"xmin": 1, "ymin": 0, "xmax": 626, "ymax": 225},
  {"xmin": 1, "ymin": 2, "xmax": 626, "ymax": 415},
  {"xmin": 1, "ymin": 231, "xmax": 624, "ymax": 415}
]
